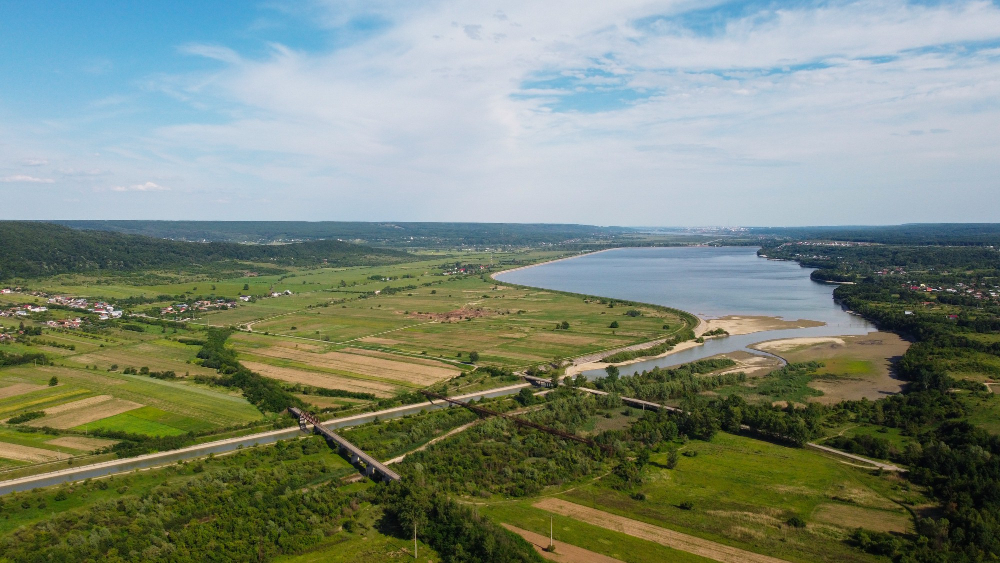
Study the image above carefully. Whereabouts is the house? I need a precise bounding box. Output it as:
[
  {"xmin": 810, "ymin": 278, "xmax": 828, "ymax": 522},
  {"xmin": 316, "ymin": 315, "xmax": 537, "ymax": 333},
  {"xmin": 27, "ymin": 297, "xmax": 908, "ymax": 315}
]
[{"xmin": 239, "ymin": 296, "xmax": 251, "ymax": 302}]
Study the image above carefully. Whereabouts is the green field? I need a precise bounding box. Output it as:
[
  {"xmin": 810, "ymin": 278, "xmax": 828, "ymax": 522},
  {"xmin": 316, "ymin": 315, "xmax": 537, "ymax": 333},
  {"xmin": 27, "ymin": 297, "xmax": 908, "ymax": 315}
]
[{"xmin": 551, "ymin": 432, "xmax": 918, "ymax": 563}]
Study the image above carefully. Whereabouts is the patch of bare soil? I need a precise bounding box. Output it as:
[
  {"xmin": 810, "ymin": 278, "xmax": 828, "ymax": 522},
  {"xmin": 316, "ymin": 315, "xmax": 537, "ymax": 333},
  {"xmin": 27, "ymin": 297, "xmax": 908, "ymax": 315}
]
[
  {"xmin": 240, "ymin": 361, "xmax": 397, "ymax": 397},
  {"xmin": 46, "ymin": 436, "xmax": 118, "ymax": 451},
  {"xmin": 251, "ymin": 347, "xmax": 458, "ymax": 386},
  {"xmin": 42, "ymin": 395, "xmax": 113, "ymax": 415},
  {"xmin": 0, "ymin": 383, "xmax": 46, "ymax": 399},
  {"xmin": 755, "ymin": 332, "xmax": 910, "ymax": 403},
  {"xmin": 344, "ymin": 347, "xmax": 459, "ymax": 369},
  {"xmin": 812, "ymin": 504, "xmax": 912, "ymax": 534},
  {"xmin": 534, "ymin": 498, "xmax": 790, "ymax": 563},
  {"xmin": 31, "ymin": 398, "xmax": 143, "ymax": 429},
  {"xmin": 501, "ymin": 524, "xmax": 624, "ymax": 563},
  {"xmin": 0, "ymin": 442, "xmax": 72, "ymax": 463}
]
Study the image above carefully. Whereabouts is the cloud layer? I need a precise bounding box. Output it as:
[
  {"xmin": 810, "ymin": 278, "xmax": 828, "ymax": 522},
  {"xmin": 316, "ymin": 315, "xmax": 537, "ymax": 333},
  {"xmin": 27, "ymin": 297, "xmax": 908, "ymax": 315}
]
[{"xmin": 0, "ymin": 0, "xmax": 998, "ymax": 224}]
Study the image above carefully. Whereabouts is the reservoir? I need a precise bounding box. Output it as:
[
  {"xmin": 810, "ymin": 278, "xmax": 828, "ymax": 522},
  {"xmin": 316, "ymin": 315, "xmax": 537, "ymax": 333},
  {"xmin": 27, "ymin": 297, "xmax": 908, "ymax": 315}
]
[{"xmin": 495, "ymin": 247, "xmax": 873, "ymax": 375}]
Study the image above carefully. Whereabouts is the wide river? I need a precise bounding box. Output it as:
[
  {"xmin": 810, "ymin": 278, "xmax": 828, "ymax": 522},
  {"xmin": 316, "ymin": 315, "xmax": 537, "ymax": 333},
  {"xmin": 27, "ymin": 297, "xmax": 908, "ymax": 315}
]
[{"xmin": 495, "ymin": 247, "xmax": 873, "ymax": 375}]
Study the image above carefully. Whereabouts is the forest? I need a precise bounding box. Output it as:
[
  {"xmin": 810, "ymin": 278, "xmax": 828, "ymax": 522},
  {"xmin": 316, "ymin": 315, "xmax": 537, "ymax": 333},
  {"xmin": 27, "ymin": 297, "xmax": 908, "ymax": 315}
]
[
  {"xmin": 50, "ymin": 220, "xmax": 636, "ymax": 248},
  {"xmin": 0, "ymin": 222, "xmax": 413, "ymax": 280}
]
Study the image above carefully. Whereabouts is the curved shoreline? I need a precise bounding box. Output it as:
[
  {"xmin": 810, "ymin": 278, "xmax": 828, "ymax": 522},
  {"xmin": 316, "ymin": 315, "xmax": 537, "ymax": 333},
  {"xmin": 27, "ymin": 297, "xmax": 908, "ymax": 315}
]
[{"xmin": 490, "ymin": 247, "xmax": 869, "ymax": 378}]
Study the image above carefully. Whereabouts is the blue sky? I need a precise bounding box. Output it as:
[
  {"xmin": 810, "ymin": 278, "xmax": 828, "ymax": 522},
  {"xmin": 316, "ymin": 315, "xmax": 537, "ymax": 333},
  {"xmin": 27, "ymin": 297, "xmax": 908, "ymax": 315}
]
[{"xmin": 1, "ymin": 0, "xmax": 998, "ymax": 225}]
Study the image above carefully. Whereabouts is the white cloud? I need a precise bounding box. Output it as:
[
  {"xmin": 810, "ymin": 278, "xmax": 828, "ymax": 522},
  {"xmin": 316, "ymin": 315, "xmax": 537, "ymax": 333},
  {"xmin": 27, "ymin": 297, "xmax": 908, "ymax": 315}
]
[
  {"xmin": 21, "ymin": 158, "xmax": 47, "ymax": 166},
  {"xmin": 111, "ymin": 181, "xmax": 169, "ymax": 192},
  {"xmin": 2, "ymin": 0, "xmax": 1000, "ymax": 223},
  {"xmin": 0, "ymin": 175, "xmax": 54, "ymax": 183}
]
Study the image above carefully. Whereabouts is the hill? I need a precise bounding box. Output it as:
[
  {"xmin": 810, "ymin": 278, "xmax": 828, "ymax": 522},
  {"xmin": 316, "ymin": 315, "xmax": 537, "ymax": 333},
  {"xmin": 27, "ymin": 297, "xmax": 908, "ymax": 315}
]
[
  {"xmin": 0, "ymin": 222, "xmax": 413, "ymax": 280},
  {"xmin": 50, "ymin": 220, "xmax": 635, "ymax": 247}
]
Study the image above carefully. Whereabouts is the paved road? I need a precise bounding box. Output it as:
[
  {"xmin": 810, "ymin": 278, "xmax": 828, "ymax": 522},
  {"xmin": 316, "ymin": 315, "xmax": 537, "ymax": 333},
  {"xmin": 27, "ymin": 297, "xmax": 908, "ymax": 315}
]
[{"xmin": 0, "ymin": 383, "xmax": 529, "ymax": 496}]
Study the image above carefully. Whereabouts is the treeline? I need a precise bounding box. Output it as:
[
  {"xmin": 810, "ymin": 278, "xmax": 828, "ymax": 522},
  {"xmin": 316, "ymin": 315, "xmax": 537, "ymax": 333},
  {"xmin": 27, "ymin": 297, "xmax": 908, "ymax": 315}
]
[
  {"xmin": 52, "ymin": 219, "xmax": 633, "ymax": 248},
  {"xmin": 601, "ymin": 328, "xmax": 696, "ymax": 363},
  {"xmin": 593, "ymin": 358, "xmax": 744, "ymax": 402},
  {"xmin": 0, "ymin": 350, "xmax": 49, "ymax": 367},
  {"xmin": 379, "ymin": 483, "xmax": 542, "ymax": 562},
  {"xmin": 193, "ymin": 328, "xmax": 303, "ymax": 412},
  {"xmin": 751, "ymin": 224, "xmax": 1000, "ymax": 246},
  {"xmin": 779, "ymin": 241, "xmax": 1000, "ymax": 560},
  {"xmin": 0, "ymin": 221, "xmax": 413, "ymax": 280}
]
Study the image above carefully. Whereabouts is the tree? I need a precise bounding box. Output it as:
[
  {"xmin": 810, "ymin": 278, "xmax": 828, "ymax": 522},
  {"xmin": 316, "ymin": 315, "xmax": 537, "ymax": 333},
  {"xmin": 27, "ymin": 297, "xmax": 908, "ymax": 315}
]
[
  {"xmin": 48, "ymin": 376, "xmax": 58, "ymax": 386},
  {"xmin": 666, "ymin": 449, "xmax": 679, "ymax": 469},
  {"xmin": 243, "ymin": 283, "xmax": 250, "ymax": 291},
  {"xmin": 609, "ymin": 321, "xmax": 619, "ymax": 328},
  {"xmin": 469, "ymin": 351, "xmax": 480, "ymax": 363},
  {"xmin": 516, "ymin": 387, "xmax": 536, "ymax": 406},
  {"xmin": 559, "ymin": 321, "xmax": 570, "ymax": 330},
  {"xmin": 550, "ymin": 373, "xmax": 560, "ymax": 389},
  {"xmin": 604, "ymin": 365, "xmax": 620, "ymax": 382}
]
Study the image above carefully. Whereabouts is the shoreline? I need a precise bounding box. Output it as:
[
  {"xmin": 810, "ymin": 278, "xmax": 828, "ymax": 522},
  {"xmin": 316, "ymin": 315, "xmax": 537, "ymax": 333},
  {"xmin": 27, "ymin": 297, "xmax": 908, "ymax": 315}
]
[
  {"xmin": 490, "ymin": 247, "xmax": 841, "ymax": 378},
  {"xmin": 489, "ymin": 247, "xmax": 617, "ymax": 280}
]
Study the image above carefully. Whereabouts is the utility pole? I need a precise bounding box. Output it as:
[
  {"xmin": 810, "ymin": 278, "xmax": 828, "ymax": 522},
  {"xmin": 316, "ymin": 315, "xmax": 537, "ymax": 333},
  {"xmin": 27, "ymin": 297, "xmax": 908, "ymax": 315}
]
[{"xmin": 414, "ymin": 521, "xmax": 417, "ymax": 559}]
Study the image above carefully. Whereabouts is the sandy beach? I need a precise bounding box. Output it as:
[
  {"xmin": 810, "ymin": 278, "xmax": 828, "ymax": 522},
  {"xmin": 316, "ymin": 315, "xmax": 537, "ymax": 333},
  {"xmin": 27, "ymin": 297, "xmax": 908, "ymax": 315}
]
[{"xmin": 698, "ymin": 315, "xmax": 825, "ymax": 336}]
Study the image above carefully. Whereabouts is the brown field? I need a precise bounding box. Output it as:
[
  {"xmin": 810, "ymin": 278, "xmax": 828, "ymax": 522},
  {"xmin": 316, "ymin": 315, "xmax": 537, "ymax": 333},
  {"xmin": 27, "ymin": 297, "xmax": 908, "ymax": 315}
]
[
  {"xmin": 534, "ymin": 498, "xmax": 790, "ymax": 563},
  {"xmin": 812, "ymin": 504, "xmax": 912, "ymax": 534},
  {"xmin": 42, "ymin": 395, "xmax": 113, "ymax": 415},
  {"xmin": 501, "ymin": 524, "xmax": 624, "ymax": 563},
  {"xmin": 241, "ymin": 361, "xmax": 397, "ymax": 397},
  {"xmin": 347, "ymin": 347, "xmax": 461, "ymax": 369},
  {"xmin": 0, "ymin": 442, "xmax": 72, "ymax": 463},
  {"xmin": 71, "ymin": 342, "xmax": 218, "ymax": 376},
  {"xmin": 31, "ymin": 397, "xmax": 143, "ymax": 429},
  {"xmin": 46, "ymin": 436, "xmax": 118, "ymax": 451},
  {"xmin": 753, "ymin": 332, "xmax": 909, "ymax": 403},
  {"xmin": 251, "ymin": 346, "xmax": 459, "ymax": 386},
  {"xmin": 0, "ymin": 383, "xmax": 46, "ymax": 399}
]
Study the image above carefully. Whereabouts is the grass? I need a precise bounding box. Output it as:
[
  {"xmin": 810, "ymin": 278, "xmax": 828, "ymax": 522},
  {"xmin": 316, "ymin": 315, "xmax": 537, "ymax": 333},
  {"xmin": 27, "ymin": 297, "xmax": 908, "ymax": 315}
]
[
  {"xmin": 275, "ymin": 503, "xmax": 440, "ymax": 562},
  {"xmin": 559, "ymin": 432, "xmax": 919, "ymax": 563},
  {"xmin": 483, "ymin": 502, "xmax": 714, "ymax": 563},
  {"xmin": 74, "ymin": 406, "xmax": 213, "ymax": 436}
]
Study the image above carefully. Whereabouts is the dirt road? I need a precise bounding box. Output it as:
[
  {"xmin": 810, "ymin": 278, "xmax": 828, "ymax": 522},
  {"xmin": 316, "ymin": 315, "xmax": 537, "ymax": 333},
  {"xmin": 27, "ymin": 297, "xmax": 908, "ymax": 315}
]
[{"xmin": 534, "ymin": 498, "xmax": 790, "ymax": 563}]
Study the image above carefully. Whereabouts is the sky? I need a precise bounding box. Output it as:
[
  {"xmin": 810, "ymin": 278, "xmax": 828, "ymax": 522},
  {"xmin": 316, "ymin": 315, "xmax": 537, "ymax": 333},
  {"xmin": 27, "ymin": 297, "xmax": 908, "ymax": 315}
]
[{"xmin": 0, "ymin": 0, "xmax": 998, "ymax": 226}]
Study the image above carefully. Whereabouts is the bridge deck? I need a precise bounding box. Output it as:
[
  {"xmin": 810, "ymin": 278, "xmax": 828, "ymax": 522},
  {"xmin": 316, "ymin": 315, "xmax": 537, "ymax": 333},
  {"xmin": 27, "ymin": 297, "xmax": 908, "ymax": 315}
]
[{"xmin": 289, "ymin": 407, "xmax": 400, "ymax": 482}]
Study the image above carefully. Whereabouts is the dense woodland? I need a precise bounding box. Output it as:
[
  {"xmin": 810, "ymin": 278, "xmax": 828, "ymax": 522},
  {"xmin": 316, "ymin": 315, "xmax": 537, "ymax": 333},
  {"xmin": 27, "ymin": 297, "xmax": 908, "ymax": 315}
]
[
  {"xmin": 0, "ymin": 222, "xmax": 412, "ymax": 280},
  {"xmin": 52, "ymin": 220, "xmax": 635, "ymax": 248}
]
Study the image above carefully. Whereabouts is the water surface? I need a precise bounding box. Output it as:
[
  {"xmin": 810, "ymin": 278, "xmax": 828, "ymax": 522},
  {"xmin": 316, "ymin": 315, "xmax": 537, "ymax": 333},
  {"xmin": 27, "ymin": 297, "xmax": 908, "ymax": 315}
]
[{"xmin": 496, "ymin": 247, "xmax": 873, "ymax": 375}]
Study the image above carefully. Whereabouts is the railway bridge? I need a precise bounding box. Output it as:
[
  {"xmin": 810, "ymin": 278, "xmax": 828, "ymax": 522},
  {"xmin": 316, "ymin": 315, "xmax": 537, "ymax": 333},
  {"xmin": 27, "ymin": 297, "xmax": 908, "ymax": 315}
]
[{"xmin": 288, "ymin": 407, "xmax": 400, "ymax": 482}]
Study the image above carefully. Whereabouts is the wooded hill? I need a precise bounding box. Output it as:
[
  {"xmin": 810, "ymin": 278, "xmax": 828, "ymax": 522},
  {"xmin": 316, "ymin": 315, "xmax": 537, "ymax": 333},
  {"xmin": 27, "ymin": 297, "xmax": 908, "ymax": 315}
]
[
  {"xmin": 51, "ymin": 220, "xmax": 635, "ymax": 247},
  {"xmin": 0, "ymin": 222, "xmax": 413, "ymax": 280}
]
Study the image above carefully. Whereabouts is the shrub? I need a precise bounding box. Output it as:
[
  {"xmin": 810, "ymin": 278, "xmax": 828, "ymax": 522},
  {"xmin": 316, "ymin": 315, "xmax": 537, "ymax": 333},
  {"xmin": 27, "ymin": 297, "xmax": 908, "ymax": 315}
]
[
  {"xmin": 8, "ymin": 411, "xmax": 45, "ymax": 424},
  {"xmin": 787, "ymin": 516, "xmax": 807, "ymax": 528},
  {"xmin": 678, "ymin": 501, "xmax": 694, "ymax": 510}
]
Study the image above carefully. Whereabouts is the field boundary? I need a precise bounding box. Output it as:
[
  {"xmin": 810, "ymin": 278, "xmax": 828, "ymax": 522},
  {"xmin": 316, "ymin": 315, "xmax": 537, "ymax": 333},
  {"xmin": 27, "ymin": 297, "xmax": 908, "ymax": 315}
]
[{"xmin": 534, "ymin": 498, "xmax": 790, "ymax": 563}]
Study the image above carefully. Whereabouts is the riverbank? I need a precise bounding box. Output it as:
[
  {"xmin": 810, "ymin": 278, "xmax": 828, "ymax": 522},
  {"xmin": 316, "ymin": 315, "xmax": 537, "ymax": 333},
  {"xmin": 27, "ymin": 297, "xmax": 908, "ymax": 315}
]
[{"xmin": 699, "ymin": 315, "xmax": 825, "ymax": 336}]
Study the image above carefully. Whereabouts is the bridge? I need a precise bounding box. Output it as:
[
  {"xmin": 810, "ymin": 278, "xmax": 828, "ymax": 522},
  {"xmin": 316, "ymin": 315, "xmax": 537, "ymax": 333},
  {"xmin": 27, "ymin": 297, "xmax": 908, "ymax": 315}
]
[
  {"xmin": 522, "ymin": 375, "xmax": 678, "ymax": 413},
  {"xmin": 288, "ymin": 407, "xmax": 401, "ymax": 482}
]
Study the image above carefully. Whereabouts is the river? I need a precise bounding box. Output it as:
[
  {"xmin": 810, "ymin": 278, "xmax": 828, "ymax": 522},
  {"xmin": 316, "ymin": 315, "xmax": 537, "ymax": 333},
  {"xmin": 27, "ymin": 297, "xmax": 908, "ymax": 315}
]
[{"xmin": 495, "ymin": 247, "xmax": 873, "ymax": 376}]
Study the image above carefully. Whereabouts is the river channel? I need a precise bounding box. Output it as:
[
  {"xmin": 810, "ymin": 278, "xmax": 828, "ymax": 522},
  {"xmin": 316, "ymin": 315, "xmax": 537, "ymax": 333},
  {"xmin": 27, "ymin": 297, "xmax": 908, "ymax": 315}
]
[{"xmin": 495, "ymin": 246, "xmax": 874, "ymax": 376}]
